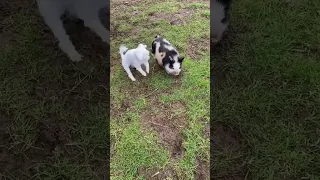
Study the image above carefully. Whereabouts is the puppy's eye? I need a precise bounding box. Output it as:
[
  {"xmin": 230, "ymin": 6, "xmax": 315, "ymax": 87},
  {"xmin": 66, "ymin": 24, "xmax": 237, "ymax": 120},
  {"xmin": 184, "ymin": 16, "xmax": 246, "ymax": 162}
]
[{"xmin": 169, "ymin": 64, "xmax": 173, "ymax": 69}]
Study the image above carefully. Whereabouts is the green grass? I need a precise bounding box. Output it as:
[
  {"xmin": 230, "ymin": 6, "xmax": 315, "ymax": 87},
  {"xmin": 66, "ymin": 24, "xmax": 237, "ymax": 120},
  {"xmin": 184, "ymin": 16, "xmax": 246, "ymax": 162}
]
[
  {"xmin": 187, "ymin": 3, "xmax": 208, "ymax": 9},
  {"xmin": 110, "ymin": 0, "xmax": 210, "ymax": 179},
  {"xmin": 0, "ymin": 7, "xmax": 108, "ymax": 179},
  {"xmin": 111, "ymin": 115, "xmax": 169, "ymax": 179},
  {"xmin": 212, "ymin": 0, "xmax": 320, "ymax": 179}
]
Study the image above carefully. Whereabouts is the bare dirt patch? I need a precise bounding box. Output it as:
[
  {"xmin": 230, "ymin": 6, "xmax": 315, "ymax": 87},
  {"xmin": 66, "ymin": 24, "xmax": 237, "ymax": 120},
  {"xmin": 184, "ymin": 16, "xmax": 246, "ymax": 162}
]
[
  {"xmin": 211, "ymin": 122, "xmax": 248, "ymax": 180},
  {"xmin": 204, "ymin": 123, "xmax": 210, "ymax": 137},
  {"xmin": 138, "ymin": 167, "xmax": 178, "ymax": 180},
  {"xmin": 110, "ymin": 0, "xmax": 143, "ymax": 6},
  {"xmin": 195, "ymin": 157, "xmax": 210, "ymax": 180},
  {"xmin": 212, "ymin": 123, "xmax": 241, "ymax": 152},
  {"xmin": 184, "ymin": 0, "xmax": 209, "ymax": 3},
  {"xmin": 0, "ymin": 0, "xmax": 32, "ymax": 18},
  {"xmin": 149, "ymin": 8, "xmax": 195, "ymax": 26},
  {"xmin": 188, "ymin": 37, "xmax": 210, "ymax": 60},
  {"xmin": 141, "ymin": 101, "xmax": 188, "ymax": 160},
  {"xmin": 110, "ymin": 71, "xmax": 183, "ymax": 121},
  {"xmin": 0, "ymin": 117, "xmax": 63, "ymax": 179}
]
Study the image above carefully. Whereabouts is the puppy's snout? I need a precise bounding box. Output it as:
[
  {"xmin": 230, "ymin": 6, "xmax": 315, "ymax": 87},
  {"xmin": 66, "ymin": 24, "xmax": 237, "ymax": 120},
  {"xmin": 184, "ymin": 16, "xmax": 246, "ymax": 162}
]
[{"xmin": 172, "ymin": 71, "xmax": 180, "ymax": 76}]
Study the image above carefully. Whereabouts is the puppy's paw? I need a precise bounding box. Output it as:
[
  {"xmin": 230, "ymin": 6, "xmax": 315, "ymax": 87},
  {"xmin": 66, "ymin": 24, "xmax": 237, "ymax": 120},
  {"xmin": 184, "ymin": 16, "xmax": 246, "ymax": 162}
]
[
  {"xmin": 129, "ymin": 75, "xmax": 136, "ymax": 81},
  {"xmin": 141, "ymin": 72, "xmax": 147, "ymax": 76},
  {"xmin": 69, "ymin": 52, "xmax": 83, "ymax": 62}
]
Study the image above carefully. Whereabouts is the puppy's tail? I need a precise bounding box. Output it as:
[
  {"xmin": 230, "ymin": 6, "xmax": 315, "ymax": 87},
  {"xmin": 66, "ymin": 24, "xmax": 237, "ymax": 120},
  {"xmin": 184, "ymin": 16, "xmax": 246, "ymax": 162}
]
[{"xmin": 119, "ymin": 45, "xmax": 128, "ymax": 59}]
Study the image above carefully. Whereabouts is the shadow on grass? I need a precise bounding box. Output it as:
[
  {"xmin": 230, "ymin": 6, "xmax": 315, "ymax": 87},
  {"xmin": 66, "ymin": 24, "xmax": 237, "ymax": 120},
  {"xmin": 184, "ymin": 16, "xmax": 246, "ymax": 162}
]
[{"xmin": 0, "ymin": 1, "xmax": 110, "ymax": 179}]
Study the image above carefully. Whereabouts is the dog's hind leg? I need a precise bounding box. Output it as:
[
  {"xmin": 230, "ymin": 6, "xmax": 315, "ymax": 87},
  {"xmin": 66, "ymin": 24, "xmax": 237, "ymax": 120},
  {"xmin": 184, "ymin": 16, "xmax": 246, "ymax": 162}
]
[
  {"xmin": 144, "ymin": 62, "xmax": 150, "ymax": 74},
  {"xmin": 135, "ymin": 66, "xmax": 147, "ymax": 77},
  {"xmin": 123, "ymin": 65, "xmax": 136, "ymax": 81},
  {"xmin": 37, "ymin": 0, "xmax": 83, "ymax": 61}
]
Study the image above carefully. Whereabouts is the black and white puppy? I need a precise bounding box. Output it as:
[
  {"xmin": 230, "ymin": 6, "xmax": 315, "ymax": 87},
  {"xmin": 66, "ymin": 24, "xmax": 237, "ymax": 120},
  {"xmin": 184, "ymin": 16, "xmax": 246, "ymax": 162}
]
[
  {"xmin": 151, "ymin": 35, "xmax": 184, "ymax": 76},
  {"xmin": 36, "ymin": 0, "xmax": 109, "ymax": 62},
  {"xmin": 211, "ymin": 0, "xmax": 232, "ymax": 45}
]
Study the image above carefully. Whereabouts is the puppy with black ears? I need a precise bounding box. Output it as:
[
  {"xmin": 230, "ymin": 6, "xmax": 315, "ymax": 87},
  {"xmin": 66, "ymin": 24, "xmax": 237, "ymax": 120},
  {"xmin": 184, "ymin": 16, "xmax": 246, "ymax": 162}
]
[
  {"xmin": 120, "ymin": 44, "xmax": 150, "ymax": 82},
  {"xmin": 211, "ymin": 0, "xmax": 232, "ymax": 45},
  {"xmin": 151, "ymin": 35, "xmax": 184, "ymax": 76}
]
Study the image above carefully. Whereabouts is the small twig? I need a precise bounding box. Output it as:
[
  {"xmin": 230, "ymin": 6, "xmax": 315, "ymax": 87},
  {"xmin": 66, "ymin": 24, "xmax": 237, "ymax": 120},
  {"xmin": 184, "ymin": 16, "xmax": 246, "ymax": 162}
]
[
  {"xmin": 151, "ymin": 172, "xmax": 160, "ymax": 177},
  {"xmin": 244, "ymin": 170, "xmax": 250, "ymax": 180},
  {"xmin": 1, "ymin": 15, "xmax": 14, "ymax": 32},
  {"xmin": 145, "ymin": 88, "xmax": 158, "ymax": 98},
  {"xmin": 65, "ymin": 75, "xmax": 88, "ymax": 94},
  {"xmin": 290, "ymin": 49, "xmax": 309, "ymax": 53},
  {"xmin": 65, "ymin": 143, "xmax": 81, "ymax": 146},
  {"xmin": 149, "ymin": 121, "xmax": 169, "ymax": 128}
]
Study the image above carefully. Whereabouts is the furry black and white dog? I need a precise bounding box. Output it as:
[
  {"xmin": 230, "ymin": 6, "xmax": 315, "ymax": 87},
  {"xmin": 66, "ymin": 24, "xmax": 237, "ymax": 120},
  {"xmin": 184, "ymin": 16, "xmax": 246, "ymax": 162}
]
[
  {"xmin": 151, "ymin": 35, "xmax": 184, "ymax": 76},
  {"xmin": 211, "ymin": 0, "xmax": 232, "ymax": 45},
  {"xmin": 36, "ymin": 0, "xmax": 110, "ymax": 62}
]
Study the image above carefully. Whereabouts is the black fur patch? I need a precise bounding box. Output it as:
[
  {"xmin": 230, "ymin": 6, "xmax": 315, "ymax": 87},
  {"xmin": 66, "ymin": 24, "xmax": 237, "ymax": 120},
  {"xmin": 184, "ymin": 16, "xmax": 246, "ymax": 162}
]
[
  {"xmin": 152, "ymin": 36, "xmax": 182, "ymax": 69},
  {"xmin": 122, "ymin": 49, "xmax": 129, "ymax": 55}
]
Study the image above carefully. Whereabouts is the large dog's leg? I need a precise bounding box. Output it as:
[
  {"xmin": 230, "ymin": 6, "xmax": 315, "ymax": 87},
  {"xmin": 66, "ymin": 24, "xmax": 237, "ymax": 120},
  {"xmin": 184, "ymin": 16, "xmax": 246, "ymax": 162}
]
[
  {"xmin": 84, "ymin": 19, "xmax": 110, "ymax": 44},
  {"xmin": 77, "ymin": 8, "xmax": 110, "ymax": 44},
  {"xmin": 37, "ymin": 0, "xmax": 83, "ymax": 61}
]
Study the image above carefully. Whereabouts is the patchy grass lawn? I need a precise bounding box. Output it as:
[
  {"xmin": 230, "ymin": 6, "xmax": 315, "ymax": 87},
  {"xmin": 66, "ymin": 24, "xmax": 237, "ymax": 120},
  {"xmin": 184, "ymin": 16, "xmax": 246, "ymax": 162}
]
[
  {"xmin": 0, "ymin": 1, "xmax": 109, "ymax": 179},
  {"xmin": 212, "ymin": 0, "xmax": 320, "ymax": 179},
  {"xmin": 110, "ymin": 0, "xmax": 210, "ymax": 179}
]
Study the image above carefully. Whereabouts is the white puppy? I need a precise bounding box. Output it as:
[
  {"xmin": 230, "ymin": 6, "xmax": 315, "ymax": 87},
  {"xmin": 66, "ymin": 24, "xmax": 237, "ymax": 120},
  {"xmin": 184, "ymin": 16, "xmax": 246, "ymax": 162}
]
[
  {"xmin": 36, "ymin": 0, "xmax": 110, "ymax": 61},
  {"xmin": 119, "ymin": 44, "xmax": 150, "ymax": 82}
]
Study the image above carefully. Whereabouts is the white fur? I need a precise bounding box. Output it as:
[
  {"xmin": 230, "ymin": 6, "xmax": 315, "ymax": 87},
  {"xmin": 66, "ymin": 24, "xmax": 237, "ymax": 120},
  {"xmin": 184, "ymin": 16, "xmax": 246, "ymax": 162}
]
[
  {"xmin": 36, "ymin": 0, "xmax": 110, "ymax": 61},
  {"xmin": 164, "ymin": 55, "xmax": 181, "ymax": 76},
  {"xmin": 120, "ymin": 44, "xmax": 150, "ymax": 82},
  {"xmin": 163, "ymin": 39, "xmax": 171, "ymax": 45},
  {"xmin": 164, "ymin": 44, "xmax": 175, "ymax": 51},
  {"xmin": 211, "ymin": 0, "xmax": 229, "ymax": 44}
]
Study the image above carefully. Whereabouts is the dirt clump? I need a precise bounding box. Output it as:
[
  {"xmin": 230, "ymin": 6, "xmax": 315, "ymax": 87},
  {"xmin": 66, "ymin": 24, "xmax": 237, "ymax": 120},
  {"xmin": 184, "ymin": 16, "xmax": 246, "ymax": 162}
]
[
  {"xmin": 149, "ymin": 9, "xmax": 195, "ymax": 26},
  {"xmin": 141, "ymin": 101, "xmax": 188, "ymax": 160},
  {"xmin": 188, "ymin": 37, "xmax": 210, "ymax": 60},
  {"xmin": 211, "ymin": 122, "xmax": 248, "ymax": 180},
  {"xmin": 195, "ymin": 157, "xmax": 210, "ymax": 180}
]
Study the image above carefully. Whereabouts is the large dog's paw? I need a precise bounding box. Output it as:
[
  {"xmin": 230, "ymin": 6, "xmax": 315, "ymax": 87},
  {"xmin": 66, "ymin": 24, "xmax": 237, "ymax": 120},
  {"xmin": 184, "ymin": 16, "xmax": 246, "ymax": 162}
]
[
  {"xmin": 69, "ymin": 52, "xmax": 83, "ymax": 62},
  {"xmin": 102, "ymin": 36, "xmax": 110, "ymax": 44}
]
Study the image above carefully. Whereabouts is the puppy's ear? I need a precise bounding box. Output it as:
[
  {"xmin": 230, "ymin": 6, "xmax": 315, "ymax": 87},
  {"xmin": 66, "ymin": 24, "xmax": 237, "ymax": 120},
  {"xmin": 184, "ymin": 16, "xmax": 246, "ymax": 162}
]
[{"xmin": 178, "ymin": 57, "xmax": 184, "ymax": 63}]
